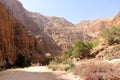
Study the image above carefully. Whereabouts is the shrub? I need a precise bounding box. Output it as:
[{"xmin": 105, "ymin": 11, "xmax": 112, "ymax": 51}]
[
  {"xmin": 64, "ymin": 50, "xmax": 72, "ymax": 58},
  {"xmin": 64, "ymin": 60, "xmax": 74, "ymax": 71},
  {"xmin": 51, "ymin": 57, "xmax": 62, "ymax": 64},
  {"xmin": 101, "ymin": 26, "xmax": 120, "ymax": 45},
  {"xmin": 48, "ymin": 65, "xmax": 58, "ymax": 71},
  {"xmin": 75, "ymin": 60, "xmax": 120, "ymax": 80},
  {"xmin": 60, "ymin": 50, "xmax": 72, "ymax": 63},
  {"xmin": 89, "ymin": 39, "xmax": 100, "ymax": 48},
  {"xmin": 72, "ymin": 40, "xmax": 92, "ymax": 58}
]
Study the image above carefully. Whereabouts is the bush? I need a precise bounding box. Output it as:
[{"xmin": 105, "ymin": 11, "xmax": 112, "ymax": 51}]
[
  {"xmin": 15, "ymin": 54, "xmax": 31, "ymax": 68},
  {"xmin": 51, "ymin": 57, "xmax": 62, "ymax": 64},
  {"xmin": 64, "ymin": 60, "xmax": 74, "ymax": 71},
  {"xmin": 61, "ymin": 50, "xmax": 72, "ymax": 63},
  {"xmin": 101, "ymin": 26, "xmax": 120, "ymax": 45},
  {"xmin": 48, "ymin": 65, "xmax": 58, "ymax": 71},
  {"xmin": 89, "ymin": 39, "xmax": 100, "ymax": 48},
  {"xmin": 75, "ymin": 60, "xmax": 120, "ymax": 80},
  {"xmin": 64, "ymin": 50, "xmax": 72, "ymax": 58},
  {"xmin": 72, "ymin": 40, "xmax": 92, "ymax": 58}
]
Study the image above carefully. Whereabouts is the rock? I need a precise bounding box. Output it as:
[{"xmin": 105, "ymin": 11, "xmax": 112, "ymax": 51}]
[
  {"xmin": 0, "ymin": 3, "xmax": 16, "ymax": 65},
  {"xmin": 0, "ymin": 0, "xmax": 61, "ymax": 54},
  {"xmin": 76, "ymin": 18, "xmax": 113, "ymax": 35},
  {"xmin": 0, "ymin": 2, "xmax": 43, "ymax": 66},
  {"xmin": 112, "ymin": 11, "xmax": 120, "ymax": 26}
]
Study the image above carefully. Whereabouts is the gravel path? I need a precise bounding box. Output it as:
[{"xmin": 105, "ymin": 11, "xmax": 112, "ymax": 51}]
[{"xmin": 0, "ymin": 66, "xmax": 80, "ymax": 80}]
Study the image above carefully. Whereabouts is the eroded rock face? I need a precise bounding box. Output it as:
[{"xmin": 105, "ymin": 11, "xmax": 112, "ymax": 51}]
[
  {"xmin": 0, "ymin": 3, "xmax": 15, "ymax": 65},
  {"xmin": 0, "ymin": 3, "xmax": 43, "ymax": 66},
  {"xmin": 28, "ymin": 11, "xmax": 113, "ymax": 49},
  {"xmin": 0, "ymin": 0, "xmax": 92, "ymax": 50},
  {"xmin": 76, "ymin": 18, "xmax": 113, "ymax": 35},
  {"xmin": 13, "ymin": 20, "xmax": 41, "ymax": 63},
  {"xmin": 0, "ymin": 0, "xmax": 41, "ymax": 35},
  {"xmin": 28, "ymin": 12, "xmax": 91, "ymax": 49},
  {"xmin": 0, "ymin": 0, "xmax": 114, "ymax": 52},
  {"xmin": 112, "ymin": 11, "xmax": 120, "ymax": 26},
  {"xmin": 0, "ymin": 0, "xmax": 60, "ymax": 54}
]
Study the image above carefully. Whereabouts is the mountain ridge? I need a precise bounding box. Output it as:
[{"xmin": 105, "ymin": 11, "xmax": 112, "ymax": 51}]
[{"xmin": 0, "ymin": 0, "xmax": 120, "ymax": 52}]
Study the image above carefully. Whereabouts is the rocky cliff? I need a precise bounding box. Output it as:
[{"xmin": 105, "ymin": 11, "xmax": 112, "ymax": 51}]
[
  {"xmin": 28, "ymin": 12, "xmax": 91, "ymax": 49},
  {"xmin": 0, "ymin": 0, "xmax": 115, "ymax": 51},
  {"xmin": 0, "ymin": 3, "xmax": 15, "ymax": 65},
  {"xmin": 76, "ymin": 18, "xmax": 113, "ymax": 36},
  {"xmin": 112, "ymin": 11, "xmax": 120, "ymax": 26},
  {"xmin": 0, "ymin": 2, "xmax": 44, "ymax": 66},
  {"xmin": 28, "ymin": 11, "xmax": 113, "ymax": 49},
  {"xmin": 0, "ymin": 0, "xmax": 41, "ymax": 34},
  {"xmin": 0, "ymin": 0, "xmax": 60, "ymax": 54}
]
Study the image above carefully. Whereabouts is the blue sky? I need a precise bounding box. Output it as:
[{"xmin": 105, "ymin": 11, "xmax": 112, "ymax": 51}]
[{"xmin": 18, "ymin": 0, "xmax": 120, "ymax": 24}]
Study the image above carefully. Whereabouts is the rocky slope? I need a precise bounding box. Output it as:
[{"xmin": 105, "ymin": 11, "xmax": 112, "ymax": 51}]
[
  {"xmin": 0, "ymin": 2, "xmax": 44, "ymax": 66},
  {"xmin": 76, "ymin": 18, "xmax": 113, "ymax": 36},
  {"xmin": 0, "ymin": 0, "xmax": 115, "ymax": 51},
  {"xmin": 28, "ymin": 12, "xmax": 92, "ymax": 49},
  {"xmin": 0, "ymin": 0, "xmax": 41, "ymax": 34},
  {"xmin": 112, "ymin": 11, "xmax": 120, "ymax": 26},
  {"xmin": 33, "ymin": 16, "xmax": 112, "ymax": 49},
  {"xmin": 91, "ymin": 11, "xmax": 120, "ymax": 59},
  {"xmin": 0, "ymin": 0, "xmax": 89, "ymax": 49},
  {"xmin": 0, "ymin": 0, "xmax": 60, "ymax": 54},
  {"xmin": 28, "ymin": 9, "xmax": 113, "ymax": 49}
]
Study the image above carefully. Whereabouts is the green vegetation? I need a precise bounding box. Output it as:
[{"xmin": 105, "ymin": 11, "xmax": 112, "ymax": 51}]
[
  {"xmin": 101, "ymin": 26, "xmax": 120, "ymax": 45},
  {"xmin": 53, "ymin": 57, "xmax": 62, "ymax": 64},
  {"xmin": 64, "ymin": 50, "xmax": 72, "ymax": 58},
  {"xmin": 48, "ymin": 26, "xmax": 120, "ymax": 78},
  {"xmin": 50, "ymin": 40, "xmax": 93, "ymax": 65},
  {"xmin": 71, "ymin": 40, "xmax": 93, "ymax": 58},
  {"xmin": 48, "ymin": 40, "xmax": 93, "ymax": 71},
  {"xmin": 64, "ymin": 60, "xmax": 74, "ymax": 71},
  {"xmin": 89, "ymin": 39, "xmax": 100, "ymax": 48}
]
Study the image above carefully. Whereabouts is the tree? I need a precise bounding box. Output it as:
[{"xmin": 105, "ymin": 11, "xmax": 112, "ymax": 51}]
[{"xmin": 72, "ymin": 40, "xmax": 92, "ymax": 58}]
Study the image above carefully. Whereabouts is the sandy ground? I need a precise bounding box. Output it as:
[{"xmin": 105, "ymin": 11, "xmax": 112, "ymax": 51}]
[
  {"xmin": 106, "ymin": 59, "xmax": 120, "ymax": 63},
  {"xmin": 0, "ymin": 66, "xmax": 80, "ymax": 80}
]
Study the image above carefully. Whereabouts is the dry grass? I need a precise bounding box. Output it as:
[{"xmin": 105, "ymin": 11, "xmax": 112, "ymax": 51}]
[
  {"xmin": 75, "ymin": 60, "xmax": 120, "ymax": 80},
  {"xmin": 48, "ymin": 64, "xmax": 66, "ymax": 71}
]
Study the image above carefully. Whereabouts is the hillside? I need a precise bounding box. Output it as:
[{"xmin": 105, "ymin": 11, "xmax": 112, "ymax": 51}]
[
  {"xmin": 0, "ymin": 0, "xmax": 114, "ymax": 50},
  {"xmin": 0, "ymin": 2, "xmax": 45, "ymax": 66},
  {"xmin": 76, "ymin": 18, "xmax": 113, "ymax": 35},
  {"xmin": 112, "ymin": 11, "xmax": 120, "ymax": 26},
  {"xmin": 0, "ymin": 0, "xmax": 119, "ymax": 66},
  {"xmin": 0, "ymin": 0, "xmax": 61, "ymax": 54}
]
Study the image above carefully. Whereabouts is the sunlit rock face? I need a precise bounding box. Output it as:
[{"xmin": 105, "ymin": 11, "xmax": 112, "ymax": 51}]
[
  {"xmin": 0, "ymin": 0, "xmax": 61, "ymax": 54},
  {"xmin": 0, "ymin": 0, "xmax": 41, "ymax": 34},
  {"xmin": 0, "ymin": 2, "xmax": 16, "ymax": 65},
  {"xmin": 0, "ymin": 0, "xmax": 115, "ymax": 54},
  {"xmin": 76, "ymin": 18, "xmax": 113, "ymax": 34},
  {"xmin": 0, "ymin": 2, "xmax": 44, "ymax": 66},
  {"xmin": 112, "ymin": 11, "xmax": 120, "ymax": 26}
]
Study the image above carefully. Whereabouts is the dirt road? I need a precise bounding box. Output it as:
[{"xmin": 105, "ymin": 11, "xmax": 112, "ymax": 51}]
[{"xmin": 0, "ymin": 66, "xmax": 80, "ymax": 80}]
